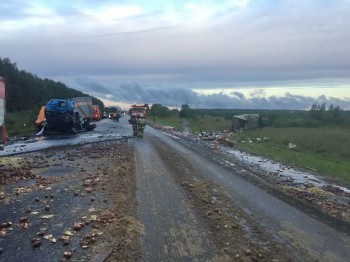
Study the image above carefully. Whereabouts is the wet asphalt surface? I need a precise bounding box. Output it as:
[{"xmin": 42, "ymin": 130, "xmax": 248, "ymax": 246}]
[
  {"xmin": 0, "ymin": 170, "xmax": 109, "ymax": 262},
  {"xmin": 0, "ymin": 118, "xmax": 131, "ymax": 157},
  {"xmin": 0, "ymin": 118, "xmax": 131, "ymax": 262},
  {"xmin": 135, "ymin": 137, "xmax": 217, "ymax": 261},
  {"xmin": 145, "ymin": 126, "xmax": 350, "ymax": 261}
]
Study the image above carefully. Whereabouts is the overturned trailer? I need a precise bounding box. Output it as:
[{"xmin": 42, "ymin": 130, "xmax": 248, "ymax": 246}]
[
  {"xmin": 231, "ymin": 114, "xmax": 261, "ymax": 131},
  {"xmin": 36, "ymin": 97, "xmax": 96, "ymax": 134},
  {"xmin": 0, "ymin": 77, "xmax": 6, "ymax": 150}
]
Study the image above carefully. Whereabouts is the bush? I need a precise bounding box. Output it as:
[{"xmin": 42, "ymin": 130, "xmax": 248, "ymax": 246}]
[{"xmin": 5, "ymin": 116, "xmax": 15, "ymax": 125}]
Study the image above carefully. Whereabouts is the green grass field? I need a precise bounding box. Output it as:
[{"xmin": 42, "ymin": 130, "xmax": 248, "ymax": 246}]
[
  {"xmin": 150, "ymin": 114, "xmax": 350, "ymax": 186},
  {"xmin": 231, "ymin": 127, "xmax": 350, "ymax": 186},
  {"xmin": 6, "ymin": 110, "xmax": 38, "ymax": 136},
  {"xmin": 151, "ymin": 115, "xmax": 232, "ymax": 133}
]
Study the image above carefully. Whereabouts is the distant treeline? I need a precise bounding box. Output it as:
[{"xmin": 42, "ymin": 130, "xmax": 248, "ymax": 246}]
[
  {"xmin": 0, "ymin": 57, "xmax": 104, "ymax": 112},
  {"xmin": 196, "ymin": 105, "xmax": 350, "ymax": 128},
  {"xmin": 149, "ymin": 103, "xmax": 350, "ymax": 128}
]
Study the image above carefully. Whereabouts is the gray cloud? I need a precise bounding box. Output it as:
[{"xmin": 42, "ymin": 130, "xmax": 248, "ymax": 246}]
[
  {"xmin": 72, "ymin": 78, "xmax": 350, "ymax": 110},
  {"xmin": 199, "ymin": 92, "xmax": 350, "ymax": 110},
  {"xmin": 230, "ymin": 91, "xmax": 245, "ymax": 99},
  {"xmin": 0, "ymin": 1, "xmax": 32, "ymax": 20},
  {"xmin": 74, "ymin": 77, "xmax": 113, "ymax": 94},
  {"xmin": 3, "ymin": 0, "xmax": 349, "ymax": 84},
  {"xmin": 96, "ymin": 26, "xmax": 177, "ymax": 37},
  {"xmin": 1, "ymin": 0, "xmax": 350, "ymax": 110}
]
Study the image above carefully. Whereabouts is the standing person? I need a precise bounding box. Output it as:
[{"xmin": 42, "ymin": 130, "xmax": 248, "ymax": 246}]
[{"xmin": 116, "ymin": 112, "xmax": 121, "ymax": 122}]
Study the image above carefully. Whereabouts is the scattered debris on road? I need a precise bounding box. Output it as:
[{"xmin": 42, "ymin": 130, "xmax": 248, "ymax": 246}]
[{"xmin": 0, "ymin": 139, "xmax": 141, "ymax": 261}]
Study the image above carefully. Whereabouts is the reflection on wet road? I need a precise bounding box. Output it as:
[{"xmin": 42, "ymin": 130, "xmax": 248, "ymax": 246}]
[{"xmin": 1, "ymin": 118, "xmax": 132, "ymax": 157}]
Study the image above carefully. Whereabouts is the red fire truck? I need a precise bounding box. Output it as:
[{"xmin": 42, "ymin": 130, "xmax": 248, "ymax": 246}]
[{"xmin": 92, "ymin": 105, "xmax": 101, "ymax": 121}]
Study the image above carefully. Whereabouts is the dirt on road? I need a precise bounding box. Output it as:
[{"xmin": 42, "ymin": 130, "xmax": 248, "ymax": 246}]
[
  {"xmin": 1, "ymin": 136, "xmax": 294, "ymax": 262},
  {"xmin": 0, "ymin": 139, "xmax": 141, "ymax": 262},
  {"xmin": 136, "ymin": 135, "xmax": 297, "ymax": 261},
  {"xmin": 137, "ymin": 127, "xmax": 350, "ymax": 262},
  {"xmin": 1, "ymin": 121, "xmax": 350, "ymax": 261}
]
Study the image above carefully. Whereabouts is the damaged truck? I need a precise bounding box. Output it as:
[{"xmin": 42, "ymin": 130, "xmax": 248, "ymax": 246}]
[{"xmin": 35, "ymin": 97, "xmax": 96, "ymax": 135}]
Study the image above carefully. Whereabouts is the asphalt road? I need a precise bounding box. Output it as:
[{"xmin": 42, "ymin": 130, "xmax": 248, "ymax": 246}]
[
  {"xmin": 2, "ymin": 117, "xmax": 350, "ymax": 261},
  {"xmin": 135, "ymin": 137, "xmax": 217, "ymax": 261},
  {"xmin": 0, "ymin": 118, "xmax": 134, "ymax": 262},
  {"xmin": 136, "ymin": 125, "xmax": 350, "ymax": 261},
  {"xmin": 0, "ymin": 118, "xmax": 131, "ymax": 157}
]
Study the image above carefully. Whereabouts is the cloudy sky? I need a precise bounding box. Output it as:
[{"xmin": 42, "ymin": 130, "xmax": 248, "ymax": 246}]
[{"xmin": 1, "ymin": 0, "xmax": 350, "ymax": 110}]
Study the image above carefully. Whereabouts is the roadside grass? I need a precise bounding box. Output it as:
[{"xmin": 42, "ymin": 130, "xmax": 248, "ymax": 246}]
[
  {"xmin": 151, "ymin": 115, "xmax": 183, "ymax": 130},
  {"xmin": 231, "ymin": 127, "xmax": 350, "ymax": 186},
  {"xmin": 6, "ymin": 110, "xmax": 37, "ymax": 136},
  {"xmin": 190, "ymin": 115, "xmax": 232, "ymax": 133},
  {"xmin": 151, "ymin": 115, "xmax": 350, "ymax": 186}
]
